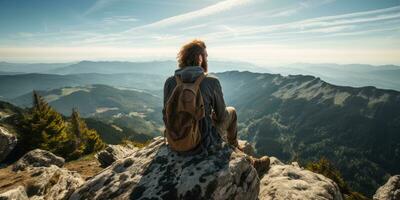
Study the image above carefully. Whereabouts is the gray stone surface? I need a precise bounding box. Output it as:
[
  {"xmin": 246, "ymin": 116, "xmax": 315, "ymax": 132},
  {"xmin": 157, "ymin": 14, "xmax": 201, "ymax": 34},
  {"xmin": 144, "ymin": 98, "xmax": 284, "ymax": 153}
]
[
  {"xmin": 0, "ymin": 165, "xmax": 83, "ymax": 200},
  {"xmin": 0, "ymin": 126, "xmax": 17, "ymax": 163},
  {"xmin": 374, "ymin": 175, "xmax": 400, "ymax": 200},
  {"xmin": 70, "ymin": 137, "xmax": 260, "ymax": 200},
  {"xmin": 259, "ymin": 159, "xmax": 343, "ymax": 200},
  {"xmin": 13, "ymin": 149, "xmax": 65, "ymax": 172},
  {"xmin": 95, "ymin": 144, "xmax": 138, "ymax": 168},
  {"xmin": 26, "ymin": 165, "xmax": 85, "ymax": 200},
  {"xmin": 0, "ymin": 186, "xmax": 28, "ymax": 200}
]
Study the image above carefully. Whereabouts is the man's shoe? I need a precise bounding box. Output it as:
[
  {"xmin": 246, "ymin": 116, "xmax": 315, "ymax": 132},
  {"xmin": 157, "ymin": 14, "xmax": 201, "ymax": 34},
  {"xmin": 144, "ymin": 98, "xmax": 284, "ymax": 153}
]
[{"xmin": 252, "ymin": 156, "xmax": 270, "ymax": 175}]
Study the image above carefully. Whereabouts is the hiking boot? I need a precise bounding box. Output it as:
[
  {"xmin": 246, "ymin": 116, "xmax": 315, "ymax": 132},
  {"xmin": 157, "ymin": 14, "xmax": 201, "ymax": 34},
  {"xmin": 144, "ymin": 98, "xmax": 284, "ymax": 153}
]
[{"xmin": 252, "ymin": 156, "xmax": 270, "ymax": 175}]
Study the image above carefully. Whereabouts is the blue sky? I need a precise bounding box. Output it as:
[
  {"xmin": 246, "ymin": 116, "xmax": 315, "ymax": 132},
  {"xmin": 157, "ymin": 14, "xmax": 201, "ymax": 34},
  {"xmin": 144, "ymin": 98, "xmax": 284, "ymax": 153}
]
[{"xmin": 0, "ymin": 0, "xmax": 399, "ymax": 65}]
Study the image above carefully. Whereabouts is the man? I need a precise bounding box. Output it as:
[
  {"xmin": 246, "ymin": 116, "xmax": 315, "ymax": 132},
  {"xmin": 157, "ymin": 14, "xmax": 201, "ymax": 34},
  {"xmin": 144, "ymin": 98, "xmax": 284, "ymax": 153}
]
[{"xmin": 162, "ymin": 40, "xmax": 269, "ymax": 174}]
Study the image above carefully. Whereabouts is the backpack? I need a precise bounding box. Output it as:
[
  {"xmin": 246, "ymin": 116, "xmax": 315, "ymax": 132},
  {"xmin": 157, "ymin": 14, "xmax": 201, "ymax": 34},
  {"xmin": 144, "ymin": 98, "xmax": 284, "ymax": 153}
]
[{"xmin": 163, "ymin": 73, "xmax": 206, "ymax": 152}]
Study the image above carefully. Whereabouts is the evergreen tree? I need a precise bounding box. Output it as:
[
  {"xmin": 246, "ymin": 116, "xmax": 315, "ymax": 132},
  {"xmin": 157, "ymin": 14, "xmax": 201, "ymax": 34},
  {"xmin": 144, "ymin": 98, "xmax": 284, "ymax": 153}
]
[
  {"xmin": 18, "ymin": 91, "xmax": 105, "ymax": 160},
  {"xmin": 70, "ymin": 108, "xmax": 105, "ymax": 157},
  {"xmin": 19, "ymin": 91, "xmax": 71, "ymax": 157}
]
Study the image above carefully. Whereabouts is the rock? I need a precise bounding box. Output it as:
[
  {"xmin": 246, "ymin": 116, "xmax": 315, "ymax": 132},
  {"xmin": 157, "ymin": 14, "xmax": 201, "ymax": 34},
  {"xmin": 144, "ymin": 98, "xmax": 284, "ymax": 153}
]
[
  {"xmin": 0, "ymin": 126, "xmax": 17, "ymax": 163},
  {"xmin": 70, "ymin": 137, "xmax": 259, "ymax": 200},
  {"xmin": 12, "ymin": 149, "xmax": 65, "ymax": 172},
  {"xmin": 23, "ymin": 165, "xmax": 85, "ymax": 200},
  {"xmin": 269, "ymin": 156, "xmax": 284, "ymax": 166},
  {"xmin": 95, "ymin": 144, "xmax": 138, "ymax": 168},
  {"xmin": 0, "ymin": 186, "xmax": 28, "ymax": 200},
  {"xmin": 374, "ymin": 175, "xmax": 400, "ymax": 200},
  {"xmin": 259, "ymin": 160, "xmax": 343, "ymax": 200},
  {"xmin": 238, "ymin": 140, "xmax": 255, "ymax": 156}
]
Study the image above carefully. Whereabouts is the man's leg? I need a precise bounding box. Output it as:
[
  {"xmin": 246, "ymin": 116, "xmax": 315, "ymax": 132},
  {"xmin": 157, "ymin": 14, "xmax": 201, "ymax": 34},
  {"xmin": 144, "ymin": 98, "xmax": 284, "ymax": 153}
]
[
  {"xmin": 215, "ymin": 107, "xmax": 239, "ymax": 147},
  {"xmin": 214, "ymin": 106, "xmax": 270, "ymax": 176}
]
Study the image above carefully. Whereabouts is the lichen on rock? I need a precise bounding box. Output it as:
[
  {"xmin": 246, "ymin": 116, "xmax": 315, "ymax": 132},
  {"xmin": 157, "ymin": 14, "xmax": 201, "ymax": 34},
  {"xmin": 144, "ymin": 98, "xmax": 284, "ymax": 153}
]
[
  {"xmin": 95, "ymin": 144, "xmax": 138, "ymax": 168},
  {"xmin": 259, "ymin": 159, "xmax": 343, "ymax": 200},
  {"xmin": 12, "ymin": 149, "xmax": 65, "ymax": 172},
  {"xmin": 69, "ymin": 137, "xmax": 260, "ymax": 200}
]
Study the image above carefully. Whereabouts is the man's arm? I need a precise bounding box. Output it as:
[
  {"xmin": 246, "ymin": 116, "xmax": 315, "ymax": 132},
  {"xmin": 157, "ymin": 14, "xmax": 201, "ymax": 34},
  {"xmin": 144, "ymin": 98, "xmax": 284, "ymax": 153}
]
[
  {"xmin": 162, "ymin": 77, "xmax": 174, "ymax": 117},
  {"xmin": 212, "ymin": 78, "xmax": 227, "ymax": 123}
]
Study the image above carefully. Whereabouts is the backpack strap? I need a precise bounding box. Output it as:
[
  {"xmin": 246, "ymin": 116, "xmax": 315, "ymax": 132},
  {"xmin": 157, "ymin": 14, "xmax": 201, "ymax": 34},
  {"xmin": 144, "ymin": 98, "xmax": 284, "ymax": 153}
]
[
  {"xmin": 193, "ymin": 73, "xmax": 206, "ymax": 90},
  {"xmin": 174, "ymin": 73, "xmax": 206, "ymax": 88},
  {"xmin": 174, "ymin": 75, "xmax": 183, "ymax": 86}
]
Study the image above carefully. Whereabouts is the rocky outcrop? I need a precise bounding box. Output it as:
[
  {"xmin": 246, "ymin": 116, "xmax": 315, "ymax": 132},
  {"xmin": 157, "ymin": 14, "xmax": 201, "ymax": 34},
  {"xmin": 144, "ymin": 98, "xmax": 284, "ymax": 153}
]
[
  {"xmin": 0, "ymin": 126, "xmax": 17, "ymax": 163},
  {"xmin": 374, "ymin": 175, "xmax": 400, "ymax": 200},
  {"xmin": 238, "ymin": 140, "xmax": 255, "ymax": 156},
  {"xmin": 0, "ymin": 165, "xmax": 84, "ymax": 200},
  {"xmin": 0, "ymin": 186, "xmax": 28, "ymax": 200},
  {"xmin": 259, "ymin": 159, "xmax": 343, "ymax": 200},
  {"xmin": 12, "ymin": 149, "xmax": 65, "ymax": 172},
  {"xmin": 70, "ymin": 137, "xmax": 259, "ymax": 200},
  {"xmin": 95, "ymin": 144, "xmax": 138, "ymax": 168},
  {"xmin": 24, "ymin": 165, "xmax": 84, "ymax": 200}
]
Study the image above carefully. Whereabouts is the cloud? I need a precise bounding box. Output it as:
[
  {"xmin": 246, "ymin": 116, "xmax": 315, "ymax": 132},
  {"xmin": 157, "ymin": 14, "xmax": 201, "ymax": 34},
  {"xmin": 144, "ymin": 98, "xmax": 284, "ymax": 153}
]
[
  {"xmin": 200, "ymin": 5, "xmax": 400, "ymax": 42},
  {"xmin": 84, "ymin": 0, "xmax": 121, "ymax": 16},
  {"xmin": 126, "ymin": 0, "xmax": 255, "ymax": 31},
  {"xmin": 270, "ymin": 0, "xmax": 335, "ymax": 17},
  {"xmin": 78, "ymin": 0, "xmax": 256, "ymax": 46},
  {"xmin": 103, "ymin": 16, "xmax": 139, "ymax": 24}
]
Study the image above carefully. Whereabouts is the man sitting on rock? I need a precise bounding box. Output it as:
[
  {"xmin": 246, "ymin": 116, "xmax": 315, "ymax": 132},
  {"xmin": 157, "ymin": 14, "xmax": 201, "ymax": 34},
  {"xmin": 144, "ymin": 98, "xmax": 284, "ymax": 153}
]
[{"xmin": 162, "ymin": 39, "xmax": 270, "ymax": 175}]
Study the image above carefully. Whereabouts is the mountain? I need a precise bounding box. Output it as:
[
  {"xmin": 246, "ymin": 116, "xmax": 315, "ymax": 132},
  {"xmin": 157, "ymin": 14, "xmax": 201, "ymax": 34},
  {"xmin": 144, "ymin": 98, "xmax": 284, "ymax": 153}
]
[
  {"xmin": 49, "ymin": 60, "xmax": 267, "ymax": 75},
  {"xmin": 84, "ymin": 118, "xmax": 152, "ymax": 144},
  {"xmin": 12, "ymin": 85, "xmax": 163, "ymax": 136},
  {"xmin": 268, "ymin": 63, "xmax": 400, "ymax": 91},
  {"xmin": 0, "ymin": 71, "xmax": 23, "ymax": 75},
  {"xmin": 0, "ymin": 60, "xmax": 267, "ymax": 75},
  {"xmin": 217, "ymin": 71, "xmax": 400, "ymax": 196},
  {"xmin": 3, "ymin": 60, "xmax": 399, "ymax": 91},
  {"xmin": 0, "ymin": 98, "xmax": 150, "ymax": 148},
  {"xmin": 0, "ymin": 73, "xmax": 165, "ymax": 99},
  {"xmin": 0, "ymin": 62, "xmax": 71, "ymax": 73}
]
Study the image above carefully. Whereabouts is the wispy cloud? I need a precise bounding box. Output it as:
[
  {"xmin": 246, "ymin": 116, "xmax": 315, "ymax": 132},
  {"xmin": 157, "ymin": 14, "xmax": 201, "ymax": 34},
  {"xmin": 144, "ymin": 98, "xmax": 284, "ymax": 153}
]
[
  {"xmin": 84, "ymin": 0, "xmax": 121, "ymax": 16},
  {"xmin": 103, "ymin": 16, "xmax": 139, "ymax": 24},
  {"xmin": 126, "ymin": 0, "xmax": 255, "ymax": 31},
  {"xmin": 200, "ymin": 5, "xmax": 400, "ymax": 42},
  {"xmin": 270, "ymin": 0, "xmax": 336, "ymax": 17}
]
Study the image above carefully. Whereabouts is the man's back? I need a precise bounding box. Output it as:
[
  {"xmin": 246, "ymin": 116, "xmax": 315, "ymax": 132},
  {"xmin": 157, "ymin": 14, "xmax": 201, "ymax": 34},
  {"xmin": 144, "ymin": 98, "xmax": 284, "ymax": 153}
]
[{"xmin": 163, "ymin": 66, "xmax": 226, "ymax": 149}]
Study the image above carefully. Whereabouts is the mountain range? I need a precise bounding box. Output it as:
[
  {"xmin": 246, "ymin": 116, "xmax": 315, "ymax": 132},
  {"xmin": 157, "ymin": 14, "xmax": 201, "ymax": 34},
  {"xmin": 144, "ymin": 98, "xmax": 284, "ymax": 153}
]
[
  {"xmin": 12, "ymin": 84, "xmax": 163, "ymax": 137},
  {"xmin": 0, "ymin": 60, "xmax": 264, "ymax": 75},
  {"xmin": 1, "ymin": 60, "xmax": 400, "ymax": 196},
  {"xmin": 217, "ymin": 71, "xmax": 400, "ymax": 196},
  {"xmin": 0, "ymin": 73, "xmax": 165, "ymax": 99},
  {"xmin": 1, "ymin": 61, "xmax": 399, "ymax": 95},
  {"xmin": 268, "ymin": 63, "xmax": 400, "ymax": 91}
]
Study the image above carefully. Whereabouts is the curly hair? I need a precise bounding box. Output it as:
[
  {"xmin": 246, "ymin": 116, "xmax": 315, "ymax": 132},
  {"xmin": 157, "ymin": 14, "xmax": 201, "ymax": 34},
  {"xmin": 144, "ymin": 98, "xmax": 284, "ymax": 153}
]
[{"xmin": 177, "ymin": 39, "xmax": 207, "ymax": 71}]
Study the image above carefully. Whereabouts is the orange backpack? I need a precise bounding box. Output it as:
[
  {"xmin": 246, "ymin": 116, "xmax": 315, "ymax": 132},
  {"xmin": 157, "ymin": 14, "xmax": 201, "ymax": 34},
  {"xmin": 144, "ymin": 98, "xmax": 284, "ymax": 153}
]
[{"xmin": 163, "ymin": 73, "xmax": 206, "ymax": 152}]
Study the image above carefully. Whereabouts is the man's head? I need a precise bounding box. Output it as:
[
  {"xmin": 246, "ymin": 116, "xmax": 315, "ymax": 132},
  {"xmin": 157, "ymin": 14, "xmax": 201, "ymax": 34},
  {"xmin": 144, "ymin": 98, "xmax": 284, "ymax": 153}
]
[{"xmin": 177, "ymin": 39, "xmax": 208, "ymax": 72}]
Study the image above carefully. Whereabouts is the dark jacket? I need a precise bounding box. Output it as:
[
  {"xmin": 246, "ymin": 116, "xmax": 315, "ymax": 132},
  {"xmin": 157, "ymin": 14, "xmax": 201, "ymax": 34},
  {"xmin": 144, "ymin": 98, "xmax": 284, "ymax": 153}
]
[{"xmin": 163, "ymin": 66, "xmax": 226, "ymax": 150}]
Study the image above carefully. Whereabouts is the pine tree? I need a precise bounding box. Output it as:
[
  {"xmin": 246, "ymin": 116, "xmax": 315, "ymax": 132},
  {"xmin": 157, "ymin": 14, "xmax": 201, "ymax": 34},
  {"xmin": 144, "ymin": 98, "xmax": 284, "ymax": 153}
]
[
  {"xmin": 19, "ymin": 91, "xmax": 71, "ymax": 157},
  {"xmin": 69, "ymin": 108, "xmax": 105, "ymax": 157},
  {"xmin": 18, "ymin": 91, "xmax": 105, "ymax": 160}
]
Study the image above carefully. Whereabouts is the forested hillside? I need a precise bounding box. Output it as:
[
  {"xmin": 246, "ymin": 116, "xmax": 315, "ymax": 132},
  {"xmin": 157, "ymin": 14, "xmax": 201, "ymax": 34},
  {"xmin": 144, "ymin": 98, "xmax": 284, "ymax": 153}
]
[{"xmin": 218, "ymin": 71, "xmax": 400, "ymax": 196}]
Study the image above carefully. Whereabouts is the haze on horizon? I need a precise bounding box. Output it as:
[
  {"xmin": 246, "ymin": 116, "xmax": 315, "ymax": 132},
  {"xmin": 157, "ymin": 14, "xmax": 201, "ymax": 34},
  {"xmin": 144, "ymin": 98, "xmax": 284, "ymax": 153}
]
[{"xmin": 0, "ymin": 0, "xmax": 399, "ymax": 66}]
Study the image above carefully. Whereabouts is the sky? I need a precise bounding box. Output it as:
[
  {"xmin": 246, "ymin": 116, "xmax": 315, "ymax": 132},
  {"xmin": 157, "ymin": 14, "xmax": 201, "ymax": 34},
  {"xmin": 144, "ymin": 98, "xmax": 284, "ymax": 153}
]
[{"xmin": 0, "ymin": 0, "xmax": 399, "ymax": 65}]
